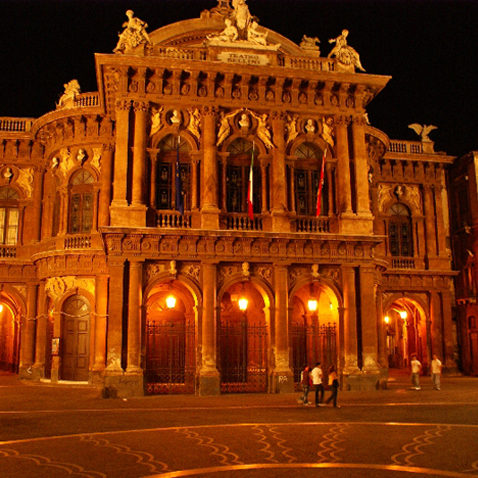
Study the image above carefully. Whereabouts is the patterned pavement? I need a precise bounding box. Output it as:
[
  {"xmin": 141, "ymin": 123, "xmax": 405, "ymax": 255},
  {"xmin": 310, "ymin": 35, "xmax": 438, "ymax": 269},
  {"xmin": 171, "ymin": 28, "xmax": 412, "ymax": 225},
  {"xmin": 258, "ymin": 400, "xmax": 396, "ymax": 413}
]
[{"xmin": 1, "ymin": 420, "xmax": 478, "ymax": 477}]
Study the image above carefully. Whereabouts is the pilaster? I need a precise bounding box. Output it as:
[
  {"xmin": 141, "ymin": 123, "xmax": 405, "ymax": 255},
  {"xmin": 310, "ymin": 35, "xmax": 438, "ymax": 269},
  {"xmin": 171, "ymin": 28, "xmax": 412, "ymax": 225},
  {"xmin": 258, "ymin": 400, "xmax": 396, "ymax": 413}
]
[{"xmin": 18, "ymin": 282, "xmax": 37, "ymax": 378}]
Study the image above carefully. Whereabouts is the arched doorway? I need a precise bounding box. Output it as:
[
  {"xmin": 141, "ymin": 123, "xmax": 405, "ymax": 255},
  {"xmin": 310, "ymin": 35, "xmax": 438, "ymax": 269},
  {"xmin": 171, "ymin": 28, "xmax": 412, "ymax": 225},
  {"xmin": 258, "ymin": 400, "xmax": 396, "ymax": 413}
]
[
  {"xmin": 0, "ymin": 297, "xmax": 20, "ymax": 372},
  {"xmin": 144, "ymin": 281, "xmax": 195, "ymax": 394},
  {"xmin": 61, "ymin": 295, "xmax": 91, "ymax": 381},
  {"xmin": 218, "ymin": 281, "xmax": 268, "ymax": 393},
  {"xmin": 290, "ymin": 282, "xmax": 339, "ymax": 385},
  {"xmin": 384, "ymin": 298, "xmax": 427, "ymax": 371}
]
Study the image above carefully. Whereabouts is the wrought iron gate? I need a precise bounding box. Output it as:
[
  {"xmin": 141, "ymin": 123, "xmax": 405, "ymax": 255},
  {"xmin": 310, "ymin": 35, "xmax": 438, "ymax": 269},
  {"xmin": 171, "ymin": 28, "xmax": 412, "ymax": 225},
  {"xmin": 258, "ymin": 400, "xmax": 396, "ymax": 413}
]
[
  {"xmin": 219, "ymin": 319, "xmax": 268, "ymax": 393},
  {"xmin": 290, "ymin": 322, "xmax": 337, "ymax": 383},
  {"xmin": 145, "ymin": 317, "xmax": 195, "ymax": 394}
]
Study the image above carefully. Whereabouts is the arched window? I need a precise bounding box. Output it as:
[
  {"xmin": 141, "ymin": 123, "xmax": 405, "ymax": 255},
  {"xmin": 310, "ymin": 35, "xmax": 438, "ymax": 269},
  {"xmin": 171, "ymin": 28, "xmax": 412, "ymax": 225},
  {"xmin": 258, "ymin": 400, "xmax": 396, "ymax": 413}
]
[
  {"xmin": 225, "ymin": 138, "xmax": 261, "ymax": 214},
  {"xmin": 0, "ymin": 187, "xmax": 20, "ymax": 245},
  {"xmin": 292, "ymin": 142, "xmax": 327, "ymax": 216},
  {"xmin": 156, "ymin": 135, "xmax": 191, "ymax": 211},
  {"xmin": 388, "ymin": 203, "xmax": 413, "ymax": 256},
  {"xmin": 68, "ymin": 169, "xmax": 94, "ymax": 234}
]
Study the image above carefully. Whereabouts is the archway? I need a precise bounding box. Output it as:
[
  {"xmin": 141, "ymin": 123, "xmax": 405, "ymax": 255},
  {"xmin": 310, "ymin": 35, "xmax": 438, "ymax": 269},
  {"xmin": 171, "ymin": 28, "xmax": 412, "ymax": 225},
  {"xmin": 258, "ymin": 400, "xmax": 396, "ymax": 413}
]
[
  {"xmin": 289, "ymin": 282, "xmax": 339, "ymax": 385},
  {"xmin": 144, "ymin": 280, "xmax": 195, "ymax": 394},
  {"xmin": 384, "ymin": 297, "xmax": 428, "ymax": 370},
  {"xmin": 218, "ymin": 281, "xmax": 268, "ymax": 393},
  {"xmin": 61, "ymin": 295, "xmax": 91, "ymax": 381},
  {"xmin": 0, "ymin": 297, "xmax": 20, "ymax": 372}
]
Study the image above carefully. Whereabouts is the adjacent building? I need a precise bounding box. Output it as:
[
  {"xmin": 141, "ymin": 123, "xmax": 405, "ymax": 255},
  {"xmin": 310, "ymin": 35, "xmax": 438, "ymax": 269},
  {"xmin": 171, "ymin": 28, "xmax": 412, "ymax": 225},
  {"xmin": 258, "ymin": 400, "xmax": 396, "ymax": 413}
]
[{"xmin": 0, "ymin": 1, "xmax": 459, "ymax": 395}]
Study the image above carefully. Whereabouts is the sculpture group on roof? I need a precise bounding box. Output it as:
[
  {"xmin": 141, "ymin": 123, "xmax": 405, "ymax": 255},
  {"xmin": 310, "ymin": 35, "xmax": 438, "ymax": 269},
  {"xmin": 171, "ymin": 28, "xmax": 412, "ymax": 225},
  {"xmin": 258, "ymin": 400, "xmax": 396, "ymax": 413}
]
[
  {"xmin": 114, "ymin": 10, "xmax": 152, "ymax": 54},
  {"xmin": 327, "ymin": 29, "xmax": 365, "ymax": 72}
]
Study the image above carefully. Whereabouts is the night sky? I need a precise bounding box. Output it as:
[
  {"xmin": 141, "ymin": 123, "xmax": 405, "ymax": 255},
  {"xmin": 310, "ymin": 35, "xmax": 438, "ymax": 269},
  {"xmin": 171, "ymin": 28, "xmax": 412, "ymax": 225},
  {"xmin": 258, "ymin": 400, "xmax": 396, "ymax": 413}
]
[{"xmin": 2, "ymin": 0, "xmax": 476, "ymax": 156}]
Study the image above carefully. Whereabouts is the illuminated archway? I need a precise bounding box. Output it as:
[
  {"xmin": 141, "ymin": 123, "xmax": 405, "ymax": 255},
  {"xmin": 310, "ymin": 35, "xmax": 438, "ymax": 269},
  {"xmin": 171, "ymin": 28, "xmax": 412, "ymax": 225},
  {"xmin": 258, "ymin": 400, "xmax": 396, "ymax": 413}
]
[
  {"xmin": 289, "ymin": 282, "xmax": 340, "ymax": 384},
  {"xmin": 218, "ymin": 280, "xmax": 268, "ymax": 393},
  {"xmin": 0, "ymin": 298, "xmax": 20, "ymax": 372},
  {"xmin": 383, "ymin": 297, "xmax": 428, "ymax": 369},
  {"xmin": 144, "ymin": 279, "xmax": 196, "ymax": 394}
]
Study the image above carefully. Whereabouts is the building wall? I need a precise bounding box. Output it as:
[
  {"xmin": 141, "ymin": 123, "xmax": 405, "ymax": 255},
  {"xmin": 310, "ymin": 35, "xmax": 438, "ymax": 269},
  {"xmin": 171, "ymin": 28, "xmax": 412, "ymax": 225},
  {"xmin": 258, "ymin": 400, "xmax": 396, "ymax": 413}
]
[{"xmin": 0, "ymin": 4, "xmax": 459, "ymax": 395}]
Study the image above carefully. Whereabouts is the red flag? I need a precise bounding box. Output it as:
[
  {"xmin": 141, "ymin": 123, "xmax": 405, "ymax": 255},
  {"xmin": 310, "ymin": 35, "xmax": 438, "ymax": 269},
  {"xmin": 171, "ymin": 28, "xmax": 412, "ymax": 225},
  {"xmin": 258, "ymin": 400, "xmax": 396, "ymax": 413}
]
[
  {"xmin": 247, "ymin": 143, "xmax": 255, "ymax": 220},
  {"xmin": 316, "ymin": 148, "xmax": 327, "ymax": 217}
]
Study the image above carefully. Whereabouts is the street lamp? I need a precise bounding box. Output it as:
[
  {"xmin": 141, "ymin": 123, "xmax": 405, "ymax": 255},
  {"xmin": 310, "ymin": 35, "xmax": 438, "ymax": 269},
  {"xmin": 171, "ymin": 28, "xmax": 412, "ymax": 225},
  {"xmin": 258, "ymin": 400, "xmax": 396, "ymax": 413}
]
[
  {"xmin": 166, "ymin": 295, "xmax": 176, "ymax": 309},
  {"xmin": 399, "ymin": 310, "xmax": 408, "ymax": 320},
  {"xmin": 308, "ymin": 299, "xmax": 318, "ymax": 312},
  {"xmin": 238, "ymin": 297, "xmax": 248, "ymax": 311},
  {"xmin": 384, "ymin": 315, "xmax": 390, "ymax": 324}
]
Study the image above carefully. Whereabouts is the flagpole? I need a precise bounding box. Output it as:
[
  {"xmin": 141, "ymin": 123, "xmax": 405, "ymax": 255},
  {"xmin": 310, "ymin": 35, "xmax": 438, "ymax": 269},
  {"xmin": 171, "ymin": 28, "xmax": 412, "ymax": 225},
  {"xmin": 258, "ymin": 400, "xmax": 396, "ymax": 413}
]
[{"xmin": 316, "ymin": 146, "xmax": 327, "ymax": 217}]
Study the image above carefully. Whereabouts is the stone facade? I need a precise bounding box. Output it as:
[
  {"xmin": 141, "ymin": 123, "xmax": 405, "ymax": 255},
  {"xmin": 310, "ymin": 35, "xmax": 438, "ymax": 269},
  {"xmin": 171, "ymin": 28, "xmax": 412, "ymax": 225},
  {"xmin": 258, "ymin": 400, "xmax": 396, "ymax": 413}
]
[{"xmin": 0, "ymin": 1, "xmax": 458, "ymax": 396}]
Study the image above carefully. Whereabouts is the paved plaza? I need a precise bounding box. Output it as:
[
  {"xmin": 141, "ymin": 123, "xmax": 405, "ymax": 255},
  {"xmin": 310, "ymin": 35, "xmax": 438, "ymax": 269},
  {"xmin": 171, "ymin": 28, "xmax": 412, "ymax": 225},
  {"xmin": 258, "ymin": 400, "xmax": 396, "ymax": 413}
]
[{"xmin": 0, "ymin": 371, "xmax": 477, "ymax": 477}]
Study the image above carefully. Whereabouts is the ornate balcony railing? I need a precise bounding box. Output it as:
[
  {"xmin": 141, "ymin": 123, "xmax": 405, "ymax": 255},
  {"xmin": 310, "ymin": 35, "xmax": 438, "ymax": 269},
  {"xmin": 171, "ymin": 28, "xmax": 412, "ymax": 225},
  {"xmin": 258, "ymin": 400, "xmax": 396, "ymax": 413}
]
[
  {"xmin": 388, "ymin": 140, "xmax": 423, "ymax": 154},
  {"xmin": 73, "ymin": 92, "xmax": 100, "ymax": 108},
  {"xmin": 0, "ymin": 117, "xmax": 34, "ymax": 133},
  {"xmin": 221, "ymin": 213, "xmax": 263, "ymax": 231},
  {"xmin": 157, "ymin": 211, "xmax": 192, "ymax": 228},
  {"xmin": 0, "ymin": 245, "xmax": 17, "ymax": 258},
  {"xmin": 295, "ymin": 216, "xmax": 330, "ymax": 233},
  {"xmin": 391, "ymin": 257, "xmax": 416, "ymax": 269},
  {"xmin": 64, "ymin": 235, "xmax": 92, "ymax": 249}
]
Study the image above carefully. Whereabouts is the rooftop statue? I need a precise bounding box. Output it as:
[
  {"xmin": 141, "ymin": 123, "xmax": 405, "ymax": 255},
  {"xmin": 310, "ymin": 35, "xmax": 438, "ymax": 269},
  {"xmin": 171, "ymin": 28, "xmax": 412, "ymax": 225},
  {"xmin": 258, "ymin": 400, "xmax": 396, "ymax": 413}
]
[
  {"xmin": 57, "ymin": 79, "xmax": 80, "ymax": 109},
  {"xmin": 408, "ymin": 123, "xmax": 437, "ymax": 142},
  {"xmin": 207, "ymin": 18, "xmax": 239, "ymax": 43},
  {"xmin": 232, "ymin": 0, "xmax": 252, "ymax": 37},
  {"xmin": 113, "ymin": 10, "xmax": 152, "ymax": 54},
  {"xmin": 247, "ymin": 21, "xmax": 268, "ymax": 46},
  {"xmin": 327, "ymin": 29, "xmax": 365, "ymax": 72},
  {"xmin": 300, "ymin": 35, "xmax": 320, "ymax": 55}
]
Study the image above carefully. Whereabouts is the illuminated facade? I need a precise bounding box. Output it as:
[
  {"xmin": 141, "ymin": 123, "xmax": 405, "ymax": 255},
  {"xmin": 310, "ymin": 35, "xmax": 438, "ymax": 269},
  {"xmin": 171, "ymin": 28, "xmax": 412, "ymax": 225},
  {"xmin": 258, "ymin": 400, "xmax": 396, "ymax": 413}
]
[{"xmin": 0, "ymin": 1, "xmax": 457, "ymax": 395}]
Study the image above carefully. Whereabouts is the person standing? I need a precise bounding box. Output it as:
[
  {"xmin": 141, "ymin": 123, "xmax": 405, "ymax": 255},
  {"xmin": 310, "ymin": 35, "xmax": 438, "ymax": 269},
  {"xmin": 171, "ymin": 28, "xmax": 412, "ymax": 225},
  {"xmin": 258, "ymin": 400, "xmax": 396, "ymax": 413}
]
[
  {"xmin": 431, "ymin": 354, "xmax": 442, "ymax": 390},
  {"xmin": 310, "ymin": 362, "xmax": 324, "ymax": 406},
  {"xmin": 410, "ymin": 354, "xmax": 422, "ymax": 390},
  {"xmin": 300, "ymin": 365, "xmax": 312, "ymax": 405},
  {"xmin": 325, "ymin": 365, "xmax": 340, "ymax": 408}
]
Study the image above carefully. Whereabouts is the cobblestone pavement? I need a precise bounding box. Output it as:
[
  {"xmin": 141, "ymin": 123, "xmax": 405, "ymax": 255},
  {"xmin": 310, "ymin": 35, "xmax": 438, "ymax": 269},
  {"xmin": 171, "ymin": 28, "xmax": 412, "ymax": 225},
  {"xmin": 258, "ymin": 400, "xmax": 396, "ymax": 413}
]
[{"xmin": 1, "ymin": 371, "xmax": 477, "ymax": 477}]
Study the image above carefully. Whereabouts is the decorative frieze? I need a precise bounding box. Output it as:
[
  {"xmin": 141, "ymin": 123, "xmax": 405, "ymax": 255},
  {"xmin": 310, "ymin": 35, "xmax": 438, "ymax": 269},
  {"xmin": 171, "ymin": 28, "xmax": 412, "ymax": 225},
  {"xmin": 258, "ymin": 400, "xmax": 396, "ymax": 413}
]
[{"xmin": 45, "ymin": 275, "xmax": 95, "ymax": 302}]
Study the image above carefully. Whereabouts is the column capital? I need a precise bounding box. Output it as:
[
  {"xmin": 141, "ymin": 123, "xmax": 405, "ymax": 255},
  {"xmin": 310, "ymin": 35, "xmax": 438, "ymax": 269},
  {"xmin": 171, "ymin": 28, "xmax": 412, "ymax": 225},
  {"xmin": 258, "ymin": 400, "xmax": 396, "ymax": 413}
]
[
  {"xmin": 133, "ymin": 100, "xmax": 149, "ymax": 113},
  {"xmin": 202, "ymin": 105, "xmax": 218, "ymax": 117},
  {"xmin": 115, "ymin": 98, "xmax": 131, "ymax": 111},
  {"xmin": 335, "ymin": 115, "xmax": 351, "ymax": 127}
]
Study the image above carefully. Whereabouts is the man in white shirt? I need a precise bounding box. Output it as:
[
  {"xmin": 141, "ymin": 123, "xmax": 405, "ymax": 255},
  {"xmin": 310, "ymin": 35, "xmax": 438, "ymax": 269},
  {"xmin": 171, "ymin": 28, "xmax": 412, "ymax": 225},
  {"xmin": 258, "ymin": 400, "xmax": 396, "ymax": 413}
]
[
  {"xmin": 431, "ymin": 354, "xmax": 442, "ymax": 390},
  {"xmin": 310, "ymin": 362, "xmax": 324, "ymax": 406},
  {"xmin": 410, "ymin": 354, "xmax": 422, "ymax": 390}
]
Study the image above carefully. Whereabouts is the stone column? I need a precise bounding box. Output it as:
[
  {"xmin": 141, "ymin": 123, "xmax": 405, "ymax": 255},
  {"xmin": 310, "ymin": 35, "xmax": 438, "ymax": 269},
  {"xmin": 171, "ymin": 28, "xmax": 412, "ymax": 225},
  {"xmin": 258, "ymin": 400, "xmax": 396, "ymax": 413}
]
[
  {"xmin": 272, "ymin": 264, "xmax": 294, "ymax": 392},
  {"xmin": 271, "ymin": 112, "xmax": 289, "ymax": 231},
  {"xmin": 352, "ymin": 116, "xmax": 373, "ymax": 217},
  {"xmin": 50, "ymin": 310, "xmax": 61, "ymax": 383},
  {"xmin": 430, "ymin": 290, "xmax": 443, "ymax": 358},
  {"xmin": 336, "ymin": 117, "xmax": 353, "ymax": 216},
  {"xmin": 433, "ymin": 184, "xmax": 449, "ymax": 259},
  {"xmin": 149, "ymin": 149, "xmax": 158, "ymax": 210},
  {"xmin": 423, "ymin": 185, "xmax": 438, "ymax": 265},
  {"xmin": 199, "ymin": 261, "xmax": 220, "ymax": 395},
  {"xmin": 19, "ymin": 282, "xmax": 37, "ymax": 377},
  {"xmin": 32, "ymin": 281, "xmax": 47, "ymax": 379},
  {"xmin": 359, "ymin": 266, "xmax": 380, "ymax": 373},
  {"xmin": 105, "ymin": 259, "xmax": 125, "ymax": 375},
  {"xmin": 110, "ymin": 98, "xmax": 131, "ymax": 225},
  {"xmin": 92, "ymin": 275, "xmax": 108, "ymax": 381},
  {"xmin": 126, "ymin": 261, "xmax": 143, "ymax": 374},
  {"xmin": 441, "ymin": 289, "xmax": 457, "ymax": 371},
  {"xmin": 342, "ymin": 265, "xmax": 359, "ymax": 374},
  {"xmin": 98, "ymin": 144, "xmax": 114, "ymax": 227},
  {"xmin": 201, "ymin": 107, "xmax": 219, "ymax": 228},
  {"xmin": 376, "ymin": 285, "xmax": 388, "ymax": 368},
  {"xmin": 31, "ymin": 170, "xmax": 43, "ymax": 242}
]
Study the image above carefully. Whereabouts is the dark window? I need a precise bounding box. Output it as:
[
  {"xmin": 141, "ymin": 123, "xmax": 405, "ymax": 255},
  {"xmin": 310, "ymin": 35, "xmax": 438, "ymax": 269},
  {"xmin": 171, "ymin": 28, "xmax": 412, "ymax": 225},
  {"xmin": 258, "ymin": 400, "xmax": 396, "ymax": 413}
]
[
  {"xmin": 68, "ymin": 169, "xmax": 94, "ymax": 234},
  {"xmin": 388, "ymin": 203, "xmax": 413, "ymax": 256}
]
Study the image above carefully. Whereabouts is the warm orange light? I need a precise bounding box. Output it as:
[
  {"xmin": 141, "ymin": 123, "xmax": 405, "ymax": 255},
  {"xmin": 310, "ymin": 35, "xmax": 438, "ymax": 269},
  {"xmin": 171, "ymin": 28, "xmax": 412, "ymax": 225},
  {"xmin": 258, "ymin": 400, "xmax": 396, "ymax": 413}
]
[
  {"xmin": 0, "ymin": 304, "xmax": 3, "ymax": 313},
  {"xmin": 329, "ymin": 302, "xmax": 334, "ymax": 311},
  {"xmin": 384, "ymin": 315, "xmax": 390, "ymax": 324},
  {"xmin": 238, "ymin": 297, "xmax": 248, "ymax": 311},
  {"xmin": 166, "ymin": 295, "xmax": 176, "ymax": 309},
  {"xmin": 308, "ymin": 299, "xmax": 318, "ymax": 312},
  {"xmin": 399, "ymin": 310, "xmax": 408, "ymax": 320}
]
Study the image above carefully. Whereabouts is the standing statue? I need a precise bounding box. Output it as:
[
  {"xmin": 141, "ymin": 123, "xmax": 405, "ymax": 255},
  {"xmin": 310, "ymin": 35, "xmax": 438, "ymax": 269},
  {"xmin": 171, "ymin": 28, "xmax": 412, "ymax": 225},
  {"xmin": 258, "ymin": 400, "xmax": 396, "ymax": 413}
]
[
  {"xmin": 187, "ymin": 108, "xmax": 201, "ymax": 139},
  {"xmin": 113, "ymin": 10, "xmax": 152, "ymax": 54},
  {"xmin": 286, "ymin": 115, "xmax": 299, "ymax": 145},
  {"xmin": 150, "ymin": 106, "xmax": 164, "ymax": 136},
  {"xmin": 57, "ymin": 79, "xmax": 81, "ymax": 109},
  {"xmin": 327, "ymin": 29, "xmax": 365, "ymax": 72},
  {"xmin": 232, "ymin": 0, "xmax": 252, "ymax": 36},
  {"xmin": 250, "ymin": 111, "xmax": 275, "ymax": 149},
  {"xmin": 217, "ymin": 110, "xmax": 238, "ymax": 147},
  {"xmin": 321, "ymin": 117, "xmax": 335, "ymax": 147}
]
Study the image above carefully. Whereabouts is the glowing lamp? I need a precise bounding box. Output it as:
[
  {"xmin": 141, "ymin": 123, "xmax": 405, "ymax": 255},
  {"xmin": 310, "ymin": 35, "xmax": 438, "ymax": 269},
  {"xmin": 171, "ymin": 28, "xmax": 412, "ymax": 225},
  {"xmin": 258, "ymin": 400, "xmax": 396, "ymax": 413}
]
[
  {"xmin": 399, "ymin": 310, "xmax": 408, "ymax": 320},
  {"xmin": 238, "ymin": 297, "xmax": 248, "ymax": 311},
  {"xmin": 384, "ymin": 315, "xmax": 390, "ymax": 324},
  {"xmin": 0, "ymin": 304, "xmax": 3, "ymax": 313},
  {"xmin": 166, "ymin": 295, "xmax": 176, "ymax": 309},
  {"xmin": 308, "ymin": 299, "xmax": 318, "ymax": 312}
]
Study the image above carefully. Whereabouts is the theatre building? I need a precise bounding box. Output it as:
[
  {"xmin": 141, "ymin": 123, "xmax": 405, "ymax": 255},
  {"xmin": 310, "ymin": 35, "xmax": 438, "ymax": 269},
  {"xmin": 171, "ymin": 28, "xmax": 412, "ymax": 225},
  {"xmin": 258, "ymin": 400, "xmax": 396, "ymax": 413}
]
[{"xmin": 0, "ymin": 1, "xmax": 458, "ymax": 396}]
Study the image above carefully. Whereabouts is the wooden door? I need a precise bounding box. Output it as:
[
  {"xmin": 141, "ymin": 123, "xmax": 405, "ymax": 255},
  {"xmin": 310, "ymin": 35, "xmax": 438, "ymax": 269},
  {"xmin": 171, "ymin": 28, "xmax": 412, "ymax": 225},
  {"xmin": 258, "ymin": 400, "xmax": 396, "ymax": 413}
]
[{"xmin": 61, "ymin": 296, "xmax": 90, "ymax": 381}]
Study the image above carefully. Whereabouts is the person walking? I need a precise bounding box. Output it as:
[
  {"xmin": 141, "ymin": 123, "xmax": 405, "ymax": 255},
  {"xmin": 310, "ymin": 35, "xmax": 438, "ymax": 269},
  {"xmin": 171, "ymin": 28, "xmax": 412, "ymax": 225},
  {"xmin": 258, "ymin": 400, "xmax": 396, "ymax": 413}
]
[
  {"xmin": 310, "ymin": 362, "xmax": 324, "ymax": 406},
  {"xmin": 410, "ymin": 354, "xmax": 422, "ymax": 390},
  {"xmin": 431, "ymin": 354, "xmax": 442, "ymax": 390},
  {"xmin": 300, "ymin": 365, "xmax": 312, "ymax": 405},
  {"xmin": 325, "ymin": 365, "xmax": 340, "ymax": 408}
]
